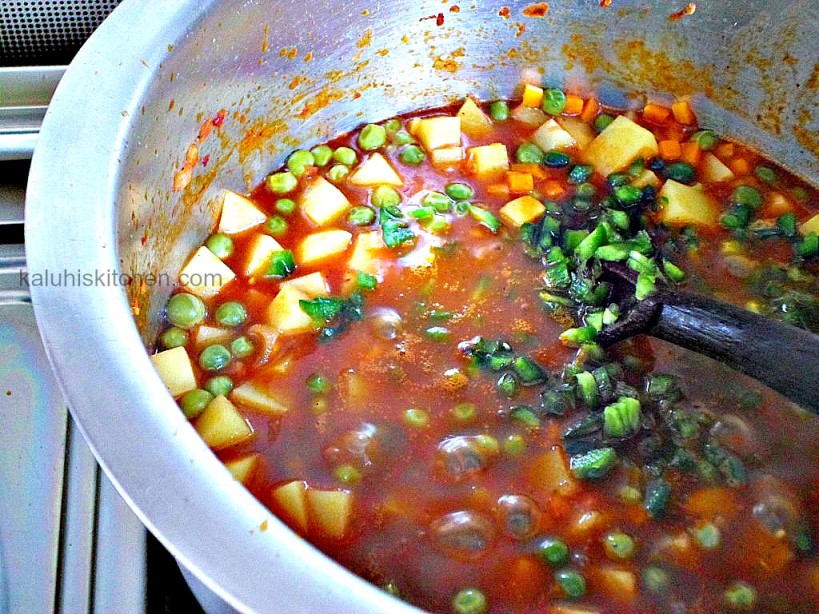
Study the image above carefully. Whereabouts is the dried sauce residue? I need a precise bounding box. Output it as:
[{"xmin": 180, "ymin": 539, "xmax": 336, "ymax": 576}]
[
  {"xmin": 522, "ymin": 3, "xmax": 549, "ymax": 17},
  {"xmin": 498, "ymin": 7, "xmax": 510, "ymax": 18},
  {"xmin": 450, "ymin": 5, "xmax": 460, "ymax": 13},
  {"xmin": 261, "ymin": 24, "xmax": 270, "ymax": 53},
  {"xmin": 238, "ymin": 118, "xmax": 287, "ymax": 164},
  {"xmin": 600, "ymin": 0, "xmax": 612, "ymax": 7},
  {"xmin": 172, "ymin": 109, "xmax": 226, "ymax": 192},
  {"xmin": 357, "ymin": 29, "xmax": 373, "ymax": 48},
  {"xmin": 420, "ymin": 13, "xmax": 445, "ymax": 26},
  {"xmin": 670, "ymin": 3, "xmax": 696, "ymax": 20},
  {"xmin": 433, "ymin": 47, "xmax": 465, "ymax": 73}
]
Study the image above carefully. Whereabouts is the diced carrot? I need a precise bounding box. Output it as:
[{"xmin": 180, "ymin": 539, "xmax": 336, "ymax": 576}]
[
  {"xmin": 580, "ymin": 97, "xmax": 599, "ymax": 122},
  {"xmin": 681, "ymin": 141, "xmax": 701, "ymax": 165},
  {"xmin": 592, "ymin": 567, "xmax": 638, "ymax": 601},
  {"xmin": 736, "ymin": 519, "xmax": 794, "ymax": 580},
  {"xmin": 506, "ymin": 171, "xmax": 534, "ymax": 193},
  {"xmin": 715, "ymin": 142, "xmax": 735, "ymax": 159},
  {"xmin": 511, "ymin": 163, "xmax": 548, "ymax": 179},
  {"xmin": 487, "ymin": 182, "xmax": 510, "ymax": 197},
  {"xmin": 522, "ymin": 83, "xmax": 544, "ymax": 108},
  {"xmin": 658, "ymin": 139, "xmax": 682, "ymax": 160},
  {"xmin": 542, "ymin": 180, "xmax": 565, "ymax": 199},
  {"xmin": 643, "ymin": 102, "xmax": 671, "ymax": 124},
  {"xmin": 563, "ymin": 94, "xmax": 584, "ymax": 116},
  {"xmin": 685, "ymin": 487, "xmax": 740, "ymax": 520},
  {"xmin": 763, "ymin": 192, "xmax": 794, "ymax": 217},
  {"xmin": 671, "ymin": 100, "xmax": 696, "ymax": 125},
  {"xmin": 730, "ymin": 157, "xmax": 751, "ymax": 176}
]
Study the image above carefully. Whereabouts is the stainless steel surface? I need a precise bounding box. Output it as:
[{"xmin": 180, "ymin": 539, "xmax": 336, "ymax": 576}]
[
  {"xmin": 25, "ymin": 0, "xmax": 819, "ymax": 612},
  {"xmin": 0, "ymin": 242, "xmax": 147, "ymax": 614},
  {"xmin": 0, "ymin": 67, "xmax": 65, "ymax": 160},
  {"xmin": 0, "ymin": 1, "xmax": 122, "ymax": 66}
]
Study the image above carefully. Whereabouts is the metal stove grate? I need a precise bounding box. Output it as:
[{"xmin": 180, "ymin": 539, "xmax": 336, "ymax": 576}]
[{"xmin": 0, "ymin": 0, "xmax": 122, "ymax": 66}]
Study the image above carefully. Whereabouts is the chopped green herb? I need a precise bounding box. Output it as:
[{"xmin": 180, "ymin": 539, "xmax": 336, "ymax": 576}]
[
  {"xmin": 570, "ymin": 447, "xmax": 618, "ymax": 479},
  {"xmin": 266, "ymin": 249, "xmax": 296, "ymax": 278}
]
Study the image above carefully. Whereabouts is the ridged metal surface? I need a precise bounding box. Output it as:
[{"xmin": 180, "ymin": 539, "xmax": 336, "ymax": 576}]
[{"xmin": 0, "ymin": 0, "xmax": 121, "ymax": 66}]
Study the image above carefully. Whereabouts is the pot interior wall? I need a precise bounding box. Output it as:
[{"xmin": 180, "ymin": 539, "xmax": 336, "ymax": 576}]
[{"xmin": 117, "ymin": 0, "xmax": 818, "ymax": 343}]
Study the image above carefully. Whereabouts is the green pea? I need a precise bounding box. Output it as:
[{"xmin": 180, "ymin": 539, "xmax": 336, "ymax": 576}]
[
  {"xmin": 514, "ymin": 142, "xmax": 545, "ymax": 164},
  {"xmin": 348, "ymin": 206, "xmax": 376, "ymax": 226},
  {"xmin": 732, "ymin": 185, "xmax": 763, "ymax": 208},
  {"xmin": 642, "ymin": 566, "xmax": 670, "ymax": 595},
  {"xmin": 544, "ymin": 151, "xmax": 570, "ymax": 168},
  {"xmin": 215, "ymin": 301, "xmax": 247, "ymax": 327},
  {"xmin": 266, "ymin": 171, "xmax": 297, "ymax": 194},
  {"xmin": 332, "ymin": 146, "xmax": 357, "ymax": 166},
  {"xmin": 618, "ymin": 485, "xmax": 642, "ymax": 503},
  {"xmin": 451, "ymin": 402, "xmax": 477, "ymax": 423},
  {"xmin": 603, "ymin": 532, "xmax": 636, "ymax": 559},
  {"xmin": 503, "ymin": 434, "xmax": 527, "ymax": 457},
  {"xmin": 422, "ymin": 191, "xmax": 452, "ymax": 213},
  {"xmin": 576, "ymin": 182, "xmax": 596, "ymax": 199},
  {"xmin": 275, "ymin": 198, "xmax": 296, "ymax": 215},
  {"xmin": 205, "ymin": 233, "xmax": 234, "ymax": 259},
  {"xmin": 392, "ymin": 130, "xmax": 413, "ymax": 146},
  {"xmin": 664, "ymin": 162, "xmax": 696, "ymax": 184},
  {"xmin": 594, "ymin": 113, "xmax": 614, "ymax": 132},
  {"xmin": 326, "ymin": 164, "xmax": 350, "ymax": 183},
  {"xmin": 286, "ymin": 149, "xmax": 315, "ymax": 177},
  {"xmin": 160, "ymin": 326, "xmax": 188, "ymax": 349},
  {"xmin": 265, "ymin": 215, "xmax": 288, "ymax": 237},
  {"xmin": 180, "ymin": 388, "xmax": 214, "ymax": 419},
  {"xmin": 310, "ymin": 144, "xmax": 333, "ymax": 166},
  {"xmin": 724, "ymin": 581, "xmax": 757, "ymax": 610},
  {"xmin": 199, "ymin": 344, "xmax": 231, "ymax": 371},
  {"xmin": 754, "ymin": 164, "xmax": 777, "ymax": 184},
  {"xmin": 230, "ymin": 336, "xmax": 254, "ymax": 358},
  {"xmin": 497, "ymin": 372, "xmax": 519, "ymax": 398},
  {"xmin": 333, "ymin": 464, "xmax": 362, "ymax": 486},
  {"xmin": 690, "ymin": 129, "xmax": 717, "ymax": 151},
  {"xmin": 690, "ymin": 522, "xmax": 721, "ymax": 550},
  {"xmin": 452, "ymin": 200, "xmax": 470, "ymax": 217},
  {"xmin": 358, "ymin": 124, "xmax": 387, "ymax": 150},
  {"xmin": 383, "ymin": 118, "xmax": 402, "ymax": 134},
  {"xmin": 399, "ymin": 145, "xmax": 425, "ymax": 165},
  {"xmin": 538, "ymin": 537, "xmax": 569, "ymax": 566},
  {"xmin": 166, "ymin": 293, "xmax": 206, "ymax": 329},
  {"xmin": 403, "ymin": 408, "xmax": 430, "ymax": 428},
  {"xmin": 555, "ymin": 569, "xmax": 586, "ymax": 600},
  {"xmin": 614, "ymin": 185, "xmax": 642, "ymax": 205},
  {"xmin": 567, "ymin": 164, "xmax": 593, "ymax": 184},
  {"xmin": 306, "ymin": 373, "xmax": 330, "ymax": 394},
  {"xmin": 445, "ymin": 182, "xmax": 474, "ymax": 201},
  {"xmin": 372, "ymin": 185, "xmax": 401, "ymax": 208},
  {"xmin": 204, "ymin": 375, "xmax": 233, "ymax": 397},
  {"xmin": 541, "ymin": 88, "xmax": 567, "ymax": 115},
  {"xmin": 452, "ymin": 588, "xmax": 487, "ymax": 614},
  {"xmin": 489, "ymin": 101, "xmax": 510, "ymax": 121}
]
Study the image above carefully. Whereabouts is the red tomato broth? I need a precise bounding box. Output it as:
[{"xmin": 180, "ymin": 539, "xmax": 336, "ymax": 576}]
[{"xmin": 156, "ymin": 89, "xmax": 819, "ymax": 613}]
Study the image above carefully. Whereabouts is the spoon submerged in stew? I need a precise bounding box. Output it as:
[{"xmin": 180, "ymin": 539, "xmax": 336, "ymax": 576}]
[{"xmin": 597, "ymin": 261, "xmax": 819, "ymax": 413}]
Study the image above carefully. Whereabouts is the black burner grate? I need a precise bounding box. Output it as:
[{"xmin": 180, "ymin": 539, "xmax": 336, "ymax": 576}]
[{"xmin": 0, "ymin": 0, "xmax": 122, "ymax": 66}]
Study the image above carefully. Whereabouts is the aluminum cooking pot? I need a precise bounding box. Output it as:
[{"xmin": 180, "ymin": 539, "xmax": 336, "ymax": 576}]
[{"xmin": 25, "ymin": 0, "xmax": 818, "ymax": 612}]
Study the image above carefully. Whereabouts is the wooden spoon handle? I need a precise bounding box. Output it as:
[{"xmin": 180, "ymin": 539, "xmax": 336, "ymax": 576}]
[{"xmin": 652, "ymin": 292, "xmax": 819, "ymax": 414}]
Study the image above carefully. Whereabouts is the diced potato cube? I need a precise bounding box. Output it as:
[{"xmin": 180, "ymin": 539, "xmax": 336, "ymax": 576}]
[
  {"xmin": 307, "ymin": 489, "xmax": 353, "ymax": 540},
  {"xmin": 150, "ymin": 346, "xmax": 197, "ymax": 398},
  {"xmin": 526, "ymin": 446, "xmax": 579, "ymax": 499},
  {"xmin": 193, "ymin": 325, "xmax": 233, "ymax": 351},
  {"xmin": 499, "ymin": 195, "xmax": 546, "ymax": 228},
  {"xmin": 406, "ymin": 117, "xmax": 421, "ymax": 135},
  {"xmin": 555, "ymin": 116, "xmax": 595, "ymax": 150},
  {"xmin": 267, "ymin": 284, "xmax": 316, "ymax": 335},
  {"xmin": 280, "ymin": 272, "xmax": 329, "ymax": 298},
  {"xmin": 700, "ymin": 153, "xmax": 735, "ymax": 183},
  {"xmin": 631, "ymin": 169, "xmax": 660, "ymax": 189},
  {"xmin": 510, "ymin": 104, "xmax": 547, "ymax": 127},
  {"xmin": 592, "ymin": 567, "xmax": 637, "ymax": 601},
  {"xmin": 415, "ymin": 116, "xmax": 461, "ymax": 151},
  {"xmin": 521, "ymin": 83, "xmax": 544, "ymax": 108},
  {"xmin": 348, "ymin": 152, "xmax": 403, "ymax": 187},
  {"xmin": 230, "ymin": 381, "xmax": 290, "ymax": 415},
  {"xmin": 218, "ymin": 190, "xmax": 267, "ymax": 234},
  {"xmin": 430, "ymin": 146, "xmax": 464, "ymax": 166},
  {"xmin": 532, "ymin": 119, "xmax": 576, "ymax": 152},
  {"xmin": 583, "ymin": 115, "xmax": 659, "ymax": 176},
  {"xmin": 296, "ymin": 229, "xmax": 352, "ymax": 267},
  {"xmin": 194, "ymin": 395, "xmax": 254, "ymax": 450},
  {"xmin": 801, "ymin": 213, "xmax": 819, "ymax": 236},
  {"xmin": 658, "ymin": 180, "xmax": 718, "ymax": 227},
  {"xmin": 271, "ymin": 480, "xmax": 309, "ymax": 533},
  {"xmin": 466, "ymin": 143, "xmax": 510, "ymax": 177},
  {"xmin": 299, "ymin": 176, "xmax": 351, "ymax": 227},
  {"xmin": 179, "ymin": 246, "xmax": 236, "ymax": 297},
  {"xmin": 243, "ymin": 233, "xmax": 284, "ymax": 277},
  {"xmin": 224, "ymin": 453, "xmax": 260, "ymax": 484},
  {"xmin": 347, "ymin": 231, "xmax": 385, "ymax": 276},
  {"xmin": 764, "ymin": 192, "xmax": 793, "ymax": 217},
  {"xmin": 565, "ymin": 509, "xmax": 608, "ymax": 541},
  {"xmin": 457, "ymin": 98, "xmax": 493, "ymax": 136}
]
